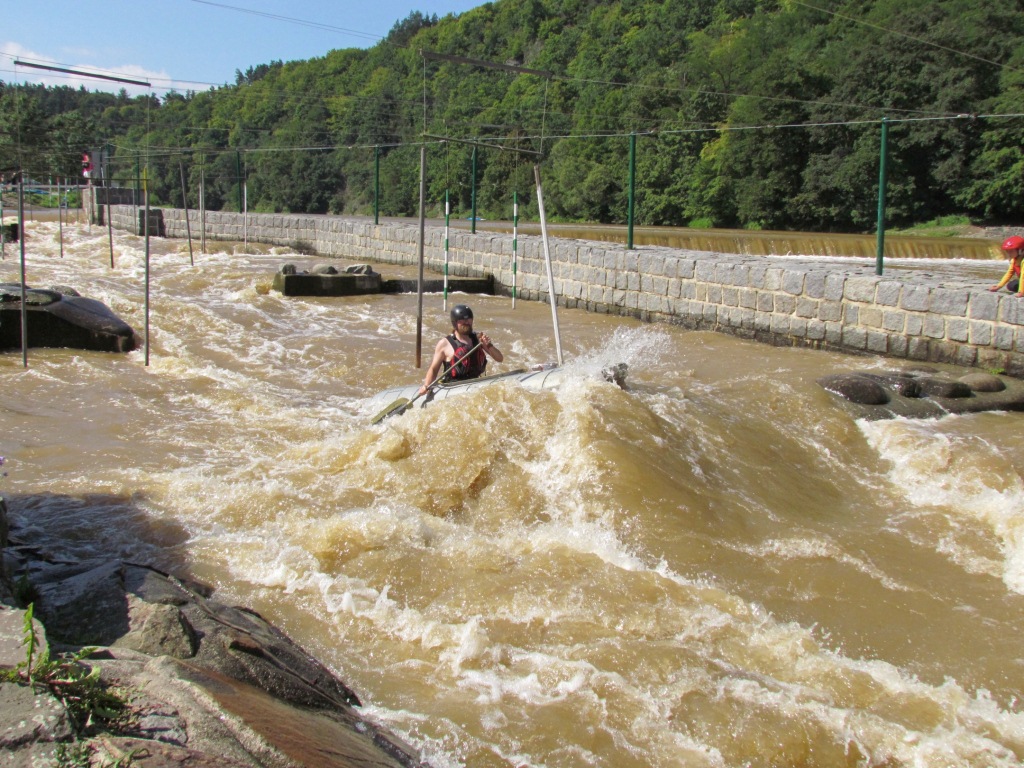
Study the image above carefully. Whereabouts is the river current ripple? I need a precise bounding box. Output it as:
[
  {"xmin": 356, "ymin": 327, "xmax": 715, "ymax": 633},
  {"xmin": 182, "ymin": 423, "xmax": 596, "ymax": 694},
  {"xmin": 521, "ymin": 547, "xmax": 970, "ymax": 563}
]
[{"xmin": 2, "ymin": 221, "xmax": 1024, "ymax": 767}]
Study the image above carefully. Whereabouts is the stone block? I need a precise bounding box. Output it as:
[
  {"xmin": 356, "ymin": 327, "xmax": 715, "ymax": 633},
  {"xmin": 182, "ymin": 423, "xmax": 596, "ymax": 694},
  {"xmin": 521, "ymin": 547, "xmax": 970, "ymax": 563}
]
[
  {"xmin": 825, "ymin": 322, "xmax": 843, "ymax": 345},
  {"xmin": 995, "ymin": 325, "xmax": 1015, "ymax": 350},
  {"xmin": 969, "ymin": 321, "xmax": 993, "ymax": 346},
  {"xmin": 946, "ymin": 317, "xmax": 970, "ymax": 343},
  {"xmin": 867, "ymin": 331, "xmax": 888, "ymax": 353},
  {"xmin": 804, "ymin": 272, "xmax": 828, "ymax": 299},
  {"xmin": 796, "ymin": 297, "xmax": 819, "ymax": 318},
  {"xmin": 782, "ymin": 270, "xmax": 805, "ymax": 295},
  {"xmin": 842, "ymin": 326, "xmax": 868, "ymax": 349},
  {"xmin": 819, "ymin": 301, "xmax": 843, "ymax": 322},
  {"xmin": 876, "ymin": 281, "xmax": 902, "ymax": 307},
  {"xmin": 771, "ymin": 314, "xmax": 791, "ymax": 335},
  {"xmin": 930, "ymin": 287, "xmax": 970, "ymax": 317},
  {"xmin": 900, "ymin": 285, "xmax": 931, "ymax": 311},
  {"xmin": 859, "ymin": 307, "xmax": 883, "ymax": 328},
  {"xmin": 805, "ymin": 319, "xmax": 825, "ymax": 340},
  {"xmin": 739, "ymin": 289, "xmax": 757, "ymax": 309},
  {"xmin": 844, "ymin": 276, "xmax": 878, "ymax": 303},
  {"xmin": 888, "ymin": 335, "xmax": 908, "ymax": 357},
  {"xmin": 883, "ymin": 310, "xmax": 906, "ymax": 332},
  {"xmin": 824, "ymin": 273, "xmax": 846, "ymax": 301},
  {"xmin": 775, "ymin": 293, "xmax": 796, "ymax": 315},
  {"xmin": 924, "ymin": 315, "xmax": 946, "ymax": 339}
]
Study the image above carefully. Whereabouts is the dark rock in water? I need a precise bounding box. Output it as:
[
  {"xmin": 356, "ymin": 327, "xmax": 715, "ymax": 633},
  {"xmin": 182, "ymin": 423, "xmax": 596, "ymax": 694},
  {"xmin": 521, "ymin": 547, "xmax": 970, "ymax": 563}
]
[
  {"xmin": 0, "ymin": 284, "xmax": 139, "ymax": 353},
  {"xmin": 858, "ymin": 372, "xmax": 922, "ymax": 398},
  {"xmin": 344, "ymin": 264, "xmax": 378, "ymax": 276},
  {"xmin": 816, "ymin": 374, "xmax": 890, "ymax": 405},
  {"xmin": 311, "ymin": 264, "xmax": 339, "ymax": 275},
  {"xmin": 916, "ymin": 377, "xmax": 972, "ymax": 398},
  {"xmin": 960, "ymin": 373, "xmax": 1006, "ymax": 393},
  {"xmin": 279, "ymin": 263, "xmax": 298, "ymax": 275},
  {"xmin": 818, "ymin": 366, "xmax": 1024, "ymax": 419}
]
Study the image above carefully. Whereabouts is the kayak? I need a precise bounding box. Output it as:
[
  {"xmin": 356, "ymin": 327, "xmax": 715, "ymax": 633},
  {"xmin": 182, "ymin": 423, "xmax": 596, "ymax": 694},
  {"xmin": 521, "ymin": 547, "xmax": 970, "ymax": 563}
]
[
  {"xmin": 369, "ymin": 363, "xmax": 564, "ymax": 413},
  {"xmin": 368, "ymin": 362, "xmax": 627, "ymax": 423}
]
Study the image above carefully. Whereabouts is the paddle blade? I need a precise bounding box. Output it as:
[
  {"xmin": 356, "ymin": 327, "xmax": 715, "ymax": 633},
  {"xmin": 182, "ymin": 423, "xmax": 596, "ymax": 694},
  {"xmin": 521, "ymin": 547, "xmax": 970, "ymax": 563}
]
[{"xmin": 371, "ymin": 397, "xmax": 411, "ymax": 425}]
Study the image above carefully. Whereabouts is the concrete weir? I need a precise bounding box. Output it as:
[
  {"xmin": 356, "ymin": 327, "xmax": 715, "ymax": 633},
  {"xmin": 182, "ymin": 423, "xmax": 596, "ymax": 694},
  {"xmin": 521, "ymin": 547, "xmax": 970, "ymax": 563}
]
[{"xmin": 107, "ymin": 206, "xmax": 1024, "ymax": 377}]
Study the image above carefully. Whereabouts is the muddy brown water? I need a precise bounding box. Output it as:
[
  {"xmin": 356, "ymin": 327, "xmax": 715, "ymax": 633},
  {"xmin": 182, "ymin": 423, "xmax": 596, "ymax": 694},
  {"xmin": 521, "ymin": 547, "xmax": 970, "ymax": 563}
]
[{"xmin": 2, "ymin": 220, "xmax": 1023, "ymax": 767}]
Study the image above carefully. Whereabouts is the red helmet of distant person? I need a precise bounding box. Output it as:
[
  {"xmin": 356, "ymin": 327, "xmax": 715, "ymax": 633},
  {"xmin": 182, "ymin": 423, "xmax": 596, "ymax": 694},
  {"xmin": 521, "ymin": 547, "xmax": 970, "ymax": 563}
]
[{"xmin": 1001, "ymin": 235, "xmax": 1024, "ymax": 252}]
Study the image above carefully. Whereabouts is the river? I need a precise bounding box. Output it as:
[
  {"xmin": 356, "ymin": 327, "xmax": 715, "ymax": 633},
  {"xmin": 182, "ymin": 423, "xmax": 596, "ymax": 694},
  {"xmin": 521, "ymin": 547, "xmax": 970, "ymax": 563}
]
[{"xmin": 2, "ymin": 221, "xmax": 1024, "ymax": 767}]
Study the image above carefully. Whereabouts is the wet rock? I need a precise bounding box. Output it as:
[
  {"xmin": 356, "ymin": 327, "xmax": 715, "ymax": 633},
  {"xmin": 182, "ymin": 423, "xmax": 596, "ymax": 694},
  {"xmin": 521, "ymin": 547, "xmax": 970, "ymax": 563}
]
[
  {"xmin": 960, "ymin": 373, "xmax": 1006, "ymax": 393},
  {"xmin": 0, "ymin": 550, "xmax": 427, "ymax": 767},
  {"xmin": 311, "ymin": 264, "xmax": 339, "ymax": 275},
  {"xmin": 816, "ymin": 374, "xmax": 890, "ymax": 405},
  {"xmin": 344, "ymin": 264, "xmax": 378, "ymax": 275},
  {"xmin": 818, "ymin": 366, "xmax": 1024, "ymax": 420},
  {"xmin": 916, "ymin": 377, "xmax": 973, "ymax": 398},
  {"xmin": 33, "ymin": 560, "xmax": 130, "ymax": 646}
]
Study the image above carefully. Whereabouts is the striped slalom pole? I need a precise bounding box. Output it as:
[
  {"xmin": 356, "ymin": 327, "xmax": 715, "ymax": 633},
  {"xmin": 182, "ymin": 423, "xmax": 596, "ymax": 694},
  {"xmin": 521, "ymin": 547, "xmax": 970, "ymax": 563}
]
[
  {"xmin": 444, "ymin": 189, "xmax": 450, "ymax": 311},
  {"xmin": 512, "ymin": 191, "xmax": 518, "ymax": 309}
]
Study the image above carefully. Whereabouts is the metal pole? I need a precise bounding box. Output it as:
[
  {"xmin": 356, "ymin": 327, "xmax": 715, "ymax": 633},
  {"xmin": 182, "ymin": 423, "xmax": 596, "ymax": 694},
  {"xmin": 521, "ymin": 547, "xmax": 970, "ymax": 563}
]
[
  {"xmin": 533, "ymin": 164, "xmax": 563, "ymax": 365},
  {"xmin": 416, "ymin": 145, "xmax": 427, "ymax": 368},
  {"xmin": 236, "ymin": 151, "xmax": 243, "ymax": 214},
  {"xmin": 144, "ymin": 167, "xmax": 151, "ymax": 367},
  {"xmin": 512, "ymin": 191, "xmax": 518, "ymax": 309},
  {"xmin": 179, "ymin": 161, "xmax": 194, "ymax": 266},
  {"xmin": 199, "ymin": 161, "xmax": 206, "ymax": 254},
  {"xmin": 18, "ymin": 176, "xmax": 27, "ymax": 367},
  {"xmin": 374, "ymin": 146, "xmax": 380, "ymax": 225},
  {"xmin": 471, "ymin": 146, "xmax": 478, "ymax": 235},
  {"xmin": 57, "ymin": 177, "xmax": 64, "ymax": 257},
  {"xmin": 1, "ymin": 186, "xmax": 5, "ymax": 260},
  {"xmin": 444, "ymin": 189, "xmax": 450, "ymax": 311},
  {"xmin": 627, "ymin": 133, "xmax": 636, "ymax": 250},
  {"xmin": 875, "ymin": 117, "xmax": 889, "ymax": 276},
  {"xmin": 243, "ymin": 180, "xmax": 248, "ymax": 253},
  {"xmin": 104, "ymin": 150, "xmax": 114, "ymax": 268}
]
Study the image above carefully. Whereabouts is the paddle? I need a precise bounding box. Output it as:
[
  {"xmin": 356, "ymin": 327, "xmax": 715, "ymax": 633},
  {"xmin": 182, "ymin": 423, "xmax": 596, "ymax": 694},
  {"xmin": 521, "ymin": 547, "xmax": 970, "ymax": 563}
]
[{"xmin": 371, "ymin": 340, "xmax": 485, "ymax": 424}]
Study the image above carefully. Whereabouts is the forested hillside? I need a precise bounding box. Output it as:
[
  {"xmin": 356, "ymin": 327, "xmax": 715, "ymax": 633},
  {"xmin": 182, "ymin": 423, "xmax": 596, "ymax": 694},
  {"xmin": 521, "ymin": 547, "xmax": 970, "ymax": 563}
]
[{"xmin": 2, "ymin": 0, "xmax": 1023, "ymax": 232}]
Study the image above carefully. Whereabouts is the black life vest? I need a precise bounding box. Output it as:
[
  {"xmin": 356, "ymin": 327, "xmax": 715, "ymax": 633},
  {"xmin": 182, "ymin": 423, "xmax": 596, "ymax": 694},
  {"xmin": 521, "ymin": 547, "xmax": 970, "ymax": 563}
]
[{"xmin": 444, "ymin": 332, "xmax": 487, "ymax": 381}]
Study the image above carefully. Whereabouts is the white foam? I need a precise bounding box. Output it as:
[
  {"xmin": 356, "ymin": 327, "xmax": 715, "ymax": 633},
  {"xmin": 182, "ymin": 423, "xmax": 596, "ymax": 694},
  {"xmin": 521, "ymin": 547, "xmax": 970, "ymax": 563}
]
[{"xmin": 861, "ymin": 416, "xmax": 1024, "ymax": 593}]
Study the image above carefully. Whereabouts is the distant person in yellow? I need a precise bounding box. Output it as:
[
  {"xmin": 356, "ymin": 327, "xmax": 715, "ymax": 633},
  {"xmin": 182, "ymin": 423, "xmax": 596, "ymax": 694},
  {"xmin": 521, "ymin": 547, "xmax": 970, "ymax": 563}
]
[
  {"xmin": 418, "ymin": 304, "xmax": 503, "ymax": 395},
  {"xmin": 989, "ymin": 236, "xmax": 1024, "ymax": 296}
]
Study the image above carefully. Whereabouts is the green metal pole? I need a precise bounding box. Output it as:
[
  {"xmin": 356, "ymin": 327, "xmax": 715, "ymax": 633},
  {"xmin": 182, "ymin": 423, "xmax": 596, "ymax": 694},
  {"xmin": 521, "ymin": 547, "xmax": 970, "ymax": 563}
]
[
  {"xmin": 875, "ymin": 117, "xmax": 889, "ymax": 276},
  {"xmin": 374, "ymin": 146, "xmax": 380, "ymax": 225},
  {"xmin": 471, "ymin": 146, "xmax": 477, "ymax": 235},
  {"xmin": 627, "ymin": 132, "xmax": 636, "ymax": 250}
]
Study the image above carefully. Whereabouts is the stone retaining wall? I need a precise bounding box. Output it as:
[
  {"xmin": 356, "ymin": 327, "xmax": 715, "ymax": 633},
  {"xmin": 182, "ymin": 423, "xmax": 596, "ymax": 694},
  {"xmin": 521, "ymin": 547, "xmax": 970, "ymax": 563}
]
[{"xmin": 108, "ymin": 206, "xmax": 1024, "ymax": 376}]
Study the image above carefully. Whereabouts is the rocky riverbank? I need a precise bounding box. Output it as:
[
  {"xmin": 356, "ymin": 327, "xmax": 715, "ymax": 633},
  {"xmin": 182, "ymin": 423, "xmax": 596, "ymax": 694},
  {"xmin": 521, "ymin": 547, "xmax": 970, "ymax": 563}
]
[{"xmin": 0, "ymin": 498, "xmax": 430, "ymax": 768}]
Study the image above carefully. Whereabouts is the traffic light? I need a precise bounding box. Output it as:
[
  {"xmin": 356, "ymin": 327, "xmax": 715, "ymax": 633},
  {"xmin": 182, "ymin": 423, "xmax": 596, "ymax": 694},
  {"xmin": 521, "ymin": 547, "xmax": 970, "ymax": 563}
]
[{"xmin": 82, "ymin": 153, "xmax": 93, "ymax": 178}]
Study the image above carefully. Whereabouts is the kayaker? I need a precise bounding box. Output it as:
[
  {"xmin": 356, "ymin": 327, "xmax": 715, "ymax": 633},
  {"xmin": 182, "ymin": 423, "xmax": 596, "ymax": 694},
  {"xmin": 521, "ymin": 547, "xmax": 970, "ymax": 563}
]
[
  {"xmin": 419, "ymin": 304, "xmax": 503, "ymax": 394},
  {"xmin": 988, "ymin": 235, "xmax": 1024, "ymax": 296}
]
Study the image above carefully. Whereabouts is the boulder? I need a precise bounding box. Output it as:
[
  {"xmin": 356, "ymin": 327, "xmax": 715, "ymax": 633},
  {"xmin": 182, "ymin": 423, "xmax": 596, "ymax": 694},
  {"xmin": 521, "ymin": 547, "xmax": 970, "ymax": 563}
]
[{"xmin": 816, "ymin": 374, "xmax": 890, "ymax": 405}]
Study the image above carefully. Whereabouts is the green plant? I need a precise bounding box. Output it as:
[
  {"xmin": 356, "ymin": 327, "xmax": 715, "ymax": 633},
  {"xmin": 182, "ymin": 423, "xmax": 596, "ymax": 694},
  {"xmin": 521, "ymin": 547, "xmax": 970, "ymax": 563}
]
[{"xmin": 0, "ymin": 605, "xmax": 128, "ymax": 732}]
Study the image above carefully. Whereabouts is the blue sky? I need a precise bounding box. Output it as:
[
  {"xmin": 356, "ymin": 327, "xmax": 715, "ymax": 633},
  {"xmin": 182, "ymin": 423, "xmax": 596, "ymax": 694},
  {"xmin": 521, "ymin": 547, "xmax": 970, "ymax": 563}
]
[{"xmin": 2, "ymin": 0, "xmax": 488, "ymax": 96}]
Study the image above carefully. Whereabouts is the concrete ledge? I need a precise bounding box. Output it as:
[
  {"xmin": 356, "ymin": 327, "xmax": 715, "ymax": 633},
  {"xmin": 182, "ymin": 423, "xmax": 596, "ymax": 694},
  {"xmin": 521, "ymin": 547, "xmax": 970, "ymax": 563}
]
[{"xmin": 272, "ymin": 272, "xmax": 382, "ymax": 297}]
